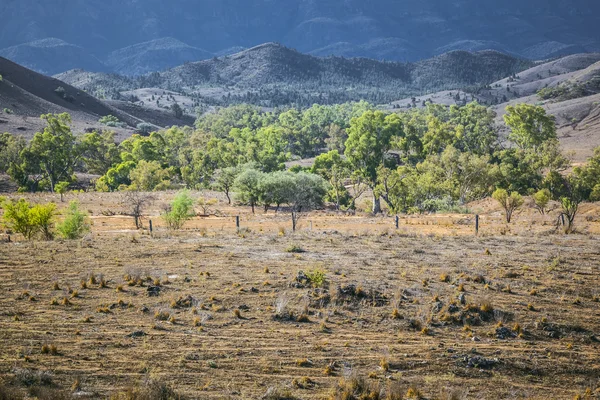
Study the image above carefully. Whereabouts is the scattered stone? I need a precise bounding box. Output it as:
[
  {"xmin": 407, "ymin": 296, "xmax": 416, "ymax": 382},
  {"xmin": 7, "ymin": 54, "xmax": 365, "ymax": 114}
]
[
  {"xmin": 465, "ymin": 355, "xmax": 498, "ymax": 369},
  {"xmin": 250, "ymin": 287, "xmax": 259, "ymax": 293},
  {"xmin": 458, "ymin": 293, "xmax": 466, "ymax": 305},
  {"xmin": 471, "ymin": 336, "xmax": 481, "ymax": 342},
  {"xmin": 126, "ymin": 331, "xmax": 147, "ymax": 338},
  {"xmin": 147, "ymin": 286, "xmax": 161, "ymax": 297},
  {"xmin": 496, "ymin": 326, "xmax": 517, "ymax": 339},
  {"xmin": 290, "ymin": 271, "xmax": 310, "ymax": 288}
]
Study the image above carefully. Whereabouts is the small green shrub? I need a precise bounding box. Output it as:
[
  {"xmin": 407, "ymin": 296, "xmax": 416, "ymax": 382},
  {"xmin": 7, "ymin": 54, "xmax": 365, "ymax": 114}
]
[
  {"xmin": 162, "ymin": 190, "xmax": 195, "ymax": 230},
  {"xmin": 305, "ymin": 268, "xmax": 326, "ymax": 288},
  {"xmin": 286, "ymin": 244, "xmax": 305, "ymax": 253},
  {"xmin": 99, "ymin": 115, "xmax": 126, "ymax": 128},
  {"xmin": 136, "ymin": 122, "xmax": 155, "ymax": 135},
  {"xmin": 56, "ymin": 201, "xmax": 90, "ymax": 239},
  {"xmin": 3, "ymin": 108, "xmax": 13, "ymax": 114},
  {"xmin": 1, "ymin": 199, "xmax": 56, "ymax": 240}
]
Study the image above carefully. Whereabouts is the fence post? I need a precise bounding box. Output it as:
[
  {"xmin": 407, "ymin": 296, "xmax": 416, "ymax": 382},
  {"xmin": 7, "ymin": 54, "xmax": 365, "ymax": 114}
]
[
  {"xmin": 149, "ymin": 219, "xmax": 153, "ymax": 234},
  {"xmin": 395, "ymin": 215, "xmax": 399, "ymax": 229},
  {"xmin": 475, "ymin": 215, "xmax": 479, "ymax": 235},
  {"xmin": 236, "ymin": 216, "xmax": 240, "ymax": 231}
]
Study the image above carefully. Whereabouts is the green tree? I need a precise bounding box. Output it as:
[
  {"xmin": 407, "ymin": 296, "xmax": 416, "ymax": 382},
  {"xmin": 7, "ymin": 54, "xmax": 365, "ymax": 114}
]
[
  {"xmin": 171, "ymin": 103, "xmax": 184, "ymax": 119},
  {"xmin": 504, "ymin": 104, "xmax": 557, "ymax": 150},
  {"xmin": 79, "ymin": 130, "xmax": 120, "ymax": 175},
  {"xmin": 23, "ymin": 113, "xmax": 81, "ymax": 192},
  {"xmin": 282, "ymin": 172, "xmax": 328, "ymax": 231},
  {"xmin": 492, "ymin": 188, "xmax": 524, "ymax": 223},
  {"xmin": 55, "ymin": 181, "xmax": 70, "ymax": 202},
  {"xmin": 96, "ymin": 161, "xmax": 137, "ymax": 192},
  {"xmin": 213, "ymin": 167, "xmax": 240, "ymax": 204},
  {"xmin": 234, "ymin": 169, "xmax": 264, "ymax": 214},
  {"xmin": 56, "ymin": 201, "xmax": 90, "ymax": 239},
  {"xmin": 128, "ymin": 160, "xmax": 171, "ymax": 191},
  {"xmin": 344, "ymin": 111, "xmax": 403, "ymax": 213},
  {"xmin": 532, "ymin": 188, "xmax": 551, "ymax": 215},
  {"xmin": 311, "ymin": 150, "xmax": 351, "ymax": 210},
  {"xmin": 557, "ymin": 172, "xmax": 590, "ymax": 234},
  {"xmin": 258, "ymin": 171, "xmax": 295, "ymax": 212},
  {"xmin": 163, "ymin": 190, "xmax": 195, "ymax": 230}
]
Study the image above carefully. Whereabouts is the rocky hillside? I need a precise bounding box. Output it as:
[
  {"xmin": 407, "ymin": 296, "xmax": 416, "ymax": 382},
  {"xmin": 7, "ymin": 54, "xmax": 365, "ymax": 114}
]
[{"xmin": 56, "ymin": 43, "xmax": 533, "ymax": 108}]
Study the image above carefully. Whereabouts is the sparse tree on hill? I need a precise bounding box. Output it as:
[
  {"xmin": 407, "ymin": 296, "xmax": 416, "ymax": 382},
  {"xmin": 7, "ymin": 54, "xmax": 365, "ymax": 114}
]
[
  {"xmin": 504, "ymin": 104, "xmax": 557, "ymax": 151},
  {"xmin": 492, "ymin": 188, "xmax": 524, "ymax": 223}
]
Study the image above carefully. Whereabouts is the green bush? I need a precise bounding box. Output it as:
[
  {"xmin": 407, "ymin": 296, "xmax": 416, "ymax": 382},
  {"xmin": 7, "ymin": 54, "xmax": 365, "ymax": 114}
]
[
  {"xmin": 56, "ymin": 201, "xmax": 90, "ymax": 239},
  {"xmin": 1, "ymin": 199, "xmax": 56, "ymax": 240},
  {"xmin": 163, "ymin": 190, "xmax": 195, "ymax": 230},
  {"xmin": 99, "ymin": 115, "xmax": 126, "ymax": 128},
  {"xmin": 305, "ymin": 268, "xmax": 326, "ymax": 288}
]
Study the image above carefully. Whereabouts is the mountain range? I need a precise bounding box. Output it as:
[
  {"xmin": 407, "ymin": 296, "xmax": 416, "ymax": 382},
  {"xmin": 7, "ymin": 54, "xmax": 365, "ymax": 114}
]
[
  {"xmin": 54, "ymin": 43, "xmax": 534, "ymax": 108},
  {"xmin": 1, "ymin": 0, "xmax": 600, "ymax": 76}
]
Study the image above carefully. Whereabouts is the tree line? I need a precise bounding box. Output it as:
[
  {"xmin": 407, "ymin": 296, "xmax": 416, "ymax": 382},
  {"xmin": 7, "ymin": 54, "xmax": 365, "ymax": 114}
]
[{"xmin": 1, "ymin": 101, "xmax": 600, "ymax": 233}]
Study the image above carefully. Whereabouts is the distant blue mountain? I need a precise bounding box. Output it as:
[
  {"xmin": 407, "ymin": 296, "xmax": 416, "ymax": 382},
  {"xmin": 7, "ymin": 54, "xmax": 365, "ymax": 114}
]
[{"xmin": 1, "ymin": 0, "xmax": 599, "ymax": 74}]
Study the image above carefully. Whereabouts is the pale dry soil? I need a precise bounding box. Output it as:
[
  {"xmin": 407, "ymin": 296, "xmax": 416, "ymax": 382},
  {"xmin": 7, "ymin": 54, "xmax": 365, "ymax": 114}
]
[{"xmin": 0, "ymin": 192, "xmax": 599, "ymax": 399}]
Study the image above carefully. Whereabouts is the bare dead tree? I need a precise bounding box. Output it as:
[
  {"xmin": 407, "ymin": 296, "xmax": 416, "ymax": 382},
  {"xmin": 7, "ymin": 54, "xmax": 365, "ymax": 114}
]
[{"xmin": 122, "ymin": 191, "xmax": 155, "ymax": 229}]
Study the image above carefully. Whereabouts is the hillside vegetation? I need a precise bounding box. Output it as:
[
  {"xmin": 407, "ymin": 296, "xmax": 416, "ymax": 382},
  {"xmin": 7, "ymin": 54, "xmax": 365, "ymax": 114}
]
[{"xmin": 57, "ymin": 44, "xmax": 533, "ymax": 108}]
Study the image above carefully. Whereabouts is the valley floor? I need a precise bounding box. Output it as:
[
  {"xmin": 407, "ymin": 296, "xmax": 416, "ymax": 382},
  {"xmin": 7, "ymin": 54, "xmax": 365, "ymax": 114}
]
[{"xmin": 0, "ymin": 192, "xmax": 599, "ymax": 399}]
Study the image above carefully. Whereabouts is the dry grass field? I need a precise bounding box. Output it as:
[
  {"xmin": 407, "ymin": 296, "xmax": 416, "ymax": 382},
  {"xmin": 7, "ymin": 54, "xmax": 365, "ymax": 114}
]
[{"xmin": 1, "ymin": 191, "xmax": 600, "ymax": 399}]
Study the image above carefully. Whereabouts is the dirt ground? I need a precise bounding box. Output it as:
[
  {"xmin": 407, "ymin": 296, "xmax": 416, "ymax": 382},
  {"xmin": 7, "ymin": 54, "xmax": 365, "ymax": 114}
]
[{"xmin": 0, "ymin": 191, "xmax": 599, "ymax": 399}]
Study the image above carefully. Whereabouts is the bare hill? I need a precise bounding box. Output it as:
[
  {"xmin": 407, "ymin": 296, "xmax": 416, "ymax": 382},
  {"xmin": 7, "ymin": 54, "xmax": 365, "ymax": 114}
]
[{"xmin": 0, "ymin": 57, "xmax": 192, "ymax": 141}]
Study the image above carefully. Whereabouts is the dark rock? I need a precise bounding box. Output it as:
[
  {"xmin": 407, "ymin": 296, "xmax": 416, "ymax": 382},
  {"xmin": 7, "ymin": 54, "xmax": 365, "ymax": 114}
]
[
  {"xmin": 465, "ymin": 355, "xmax": 498, "ymax": 369},
  {"xmin": 495, "ymin": 326, "xmax": 516, "ymax": 339},
  {"xmin": 147, "ymin": 286, "xmax": 161, "ymax": 296},
  {"xmin": 127, "ymin": 330, "xmax": 147, "ymax": 338}
]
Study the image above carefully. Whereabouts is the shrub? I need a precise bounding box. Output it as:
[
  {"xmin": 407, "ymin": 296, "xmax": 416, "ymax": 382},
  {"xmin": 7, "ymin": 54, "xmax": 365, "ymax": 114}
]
[
  {"xmin": 162, "ymin": 190, "xmax": 195, "ymax": 230},
  {"xmin": 56, "ymin": 201, "xmax": 90, "ymax": 239},
  {"xmin": 286, "ymin": 244, "xmax": 305, "ymax": 253},
  {"xmin": 305, "ymin": 268, "xmax": 326, "ymax": 288},
  {"xmin": 136, "ymin": 123, "xmax": 154, "ymax": 136},
  {"xmin": 3, "ymin": 108, "xmax": 13, "ymax": 114},
  {"xmin": 1, "ymin": 199, "xmax": 56, "ymax": 240},
  {"xmin": 492, "ymin": 188, "xmax": 523, "ymax": 223},
  {"xmin": 532, "ymin": 188, "xmax": 551, "ymax": 215},
  {"xmin": 109, "ymin": 378, "xmax": 184, "ymax": 400},
  {"xmin": 29, "ymin": 203, "xmax": 56, "ymax": 240},
  {"xmin": 99, "ymin": 115, "xmax": 127, "ymax": 128},
  {"xmin": 197, "ymin": 197, "xmax": 218, "ymax": 215}
]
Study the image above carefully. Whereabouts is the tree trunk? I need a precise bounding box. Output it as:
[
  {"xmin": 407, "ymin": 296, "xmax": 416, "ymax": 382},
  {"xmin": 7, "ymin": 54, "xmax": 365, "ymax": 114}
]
[
  {"xmin": 251, "ymin": 202, "xmax": 255, "ymax": 214},
  {"xmin": 226, "ymin": 192, "xmax": 231, "ymax": 205},
  {"xmin": 372, "ymin": 194, "xmax": 382, "ymax": 214},
  {"xmin": 292, "ymin": 212, "xmax": 297, "ymax": 232}
]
